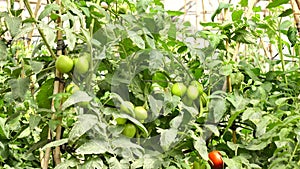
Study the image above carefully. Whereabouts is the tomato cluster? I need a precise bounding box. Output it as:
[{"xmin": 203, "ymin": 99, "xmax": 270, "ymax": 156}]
[
  {"xmin": 117, "ymin": 101, "xmax": 148, "ymax": 138},
  {"xmin": 171, "ymin": 80, "xmax": 207, "ymax": 108},
  {"xmin": 55, "ymin": 55, "xmax": 89, "ymax": 75}
]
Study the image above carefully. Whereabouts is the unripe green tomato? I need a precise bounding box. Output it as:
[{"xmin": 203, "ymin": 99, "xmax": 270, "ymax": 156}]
[
  {"xmin": 190, "ymin": 80, "xmax": 204, "ymax": 95},
  {"xmin": 116, "ymin": 117, "xmax": 127, "ymax": 125},
  {"xmin": 100, "ymin": 2, "xmax": 108, "ymax": 9},
  {"xmin": 122, "ymin": 123, "xmax": 136, "ymax": 138},
  {"xmin": 120, "ymin": 101, "xmax": 135, "ymax": 115},
  {"xmin": 134, "ymin": 106, "xmax": 148, "ymax": 121},
  {"xmin": 74, "ymin": 57, "xmax": 89, "ymax": 74},
  {"xmin": 66, "ymin": 83, "xmax": 80, "ymax": 94},
  {"xmin": 171, "ymin": 83, "xmax": 187, "ymax": 97},
  {"xmin": 55, "ymin": 55, "xmax": 73, "ymax": 73},
  {"xmin": 187, "ymin": 85, "xmax": 199, "ymax": 100}
]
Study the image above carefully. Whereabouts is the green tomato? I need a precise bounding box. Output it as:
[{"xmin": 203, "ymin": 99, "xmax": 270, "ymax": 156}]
[
  {"xmin": 152, "ymin": 72, "xmax": 168, "ymax": 88},
  {"xmin": 74, "ymin": 57, "xmax": 89, "ymax": 74},
  {"xmin": 187, "ymin": 85, "xmax": 199, "ymax": 100},
  {"xmin": 66, "ymin": 83, "xmax": 80, "ymax": 94},
  {"xmin": 134, "ymin": 106, "xmax": 148, "ymax": 121},
  {"xmin": 100, "ymin": 2, "xmax": 108, "ymax": 9},
  {"xmin": 190, "ymin": 80, "xmax": 204, "ymax": 95},
  {"xmin": 120, "ymin": 101, "xmax": 135, "ymax": 115},
  {"xmin": 55, "ymin": 55, "xmax": 73, "ymax": 73},
  {"xmin": 122, "ymin": 123, "xmax": 136, "ymax": 138},
  {"xmin": 171, "ymin": 83, "xmax": 187, "ymax": 97},
  {"xmin": 116, "ymin": 117, "xmax": 127, "ymax": 125}
]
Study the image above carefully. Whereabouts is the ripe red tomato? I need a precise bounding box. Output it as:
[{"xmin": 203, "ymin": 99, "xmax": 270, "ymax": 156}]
[{"xmin": 208, "ymin": 150, "xmax": 223, "ymax": 169}]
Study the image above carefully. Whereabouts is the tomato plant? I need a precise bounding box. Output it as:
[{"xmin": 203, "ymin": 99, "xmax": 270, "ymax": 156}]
[{"xmin": 1, "ymin": 0, "xmax": 300, "ymax": 168}]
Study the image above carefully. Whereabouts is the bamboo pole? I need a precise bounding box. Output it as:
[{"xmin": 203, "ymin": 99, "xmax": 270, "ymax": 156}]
[
  {"xmin": 41, "ymin": 0, "xmax": 64, "ymax": 167},
  {"xmin": 53, "ymin": 0, "xmax": 63, "ymax": 166},
  {"xmin": 27, "ymin": 0, "xmax": 42, "ymax": 45},
  {"xmin": 291, "ymin": 0, "xmax": 300, "ymax": 35}
]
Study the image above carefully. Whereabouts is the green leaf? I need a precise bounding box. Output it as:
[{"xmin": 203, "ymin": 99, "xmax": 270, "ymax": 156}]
[
  {"xmin": 149, "ymin": 50, "xmax": 164, "ymax": 72},
  {"xmin": 76, "ymin": 139, "xmax": 109, "ymax": 155},
  {"xmin": 166, "ymin": 10, "xmax": 184, "ymax": 16},
  {"xmin": 69, "ymin": 114, "xmax": 98, "ymax": 143},
  {"xmin": 13, "ymin": 23, "xmax": 34, "ymax": 41},
  {"xmin": 128, "ymin": 30, "xmax": 145, "ymax": 49},
  {"xmin": 17, "ymin": 127, "xmax": 30, "ymax": 138},
  {"xmin": 54, "ymin": 159, "xmax": 78, "ymax": 169},
  {"xmin": 80, "ymin": 158, "xmax": 105, "ymax": 169},
  {"xmin": 208, "ymin": 98, "xmax": 226, "ymax": 123},
  {"xmin": 29, "ymin": 60, "xmax": 44, "ymax": 73},
  {"xmin": 279, "ymin": 8, "xmax": 293, "ymax": 17},
  {"xmin": 266, "ymin": 0, "xmax": 289, "ymax": 9},
  {"xmin": 36, "ymin": 78, "xmax": 54, "ymax": 109},
  {"xmin": 0, "ymin": 117, "xmax": 8, "ymax": 139},
  {"xmin": 194, "ymin": 137, "xmax": 208, "ymax": 161},
  {"xmin": 168, "ymin": 23, "xmax": 176, "ymax": 39},
  {"xmin": 38, "ymin": 23, "xmax": 56, "ymax": 46},
  {"xmin": 42, "ymin": 138, "xmax": 68, "ymax": 150},
  {"xmin": 246, "ymin": 139, "xmax": 271, "ymax": 150},
  {"xmin": 108, "ymin": 157, "xmax": 129, "ymax": 169},
  {"xmin": 143, "ymin": 28, "xmax": 155, "ymax": 49},
  {"xmin": 8, "ymin": 77, "xmax": 30, "ymax": 99},
  {"xmin": 0, "ymin": 40, "xmax": 7, "ymax": 61},
  {"xmin": 148, "ymin": 95, "xmax": 163, "ymax": 119},
  {"xmin": 231, "ymin": 9, "xmax": 243, "ymax": 21},
  {"xmin": 29, "ymin": 114, "xmax": 41, "ymax": 129},
  {"xmin": 65, "ymin": 28, "xmax": 76, "ymax": 51},
  {"xmin": 158, "ymin": 127, "xmax": 177, "ymax": 151},
  {"xmin": 239, "ymin": 0, "xmax": 248, "ymax": 7},
  {"xmin": 219, "ymin": 64, "xmax": 232, "ymax": 76},
  {"xmin": 287, "ymin": 26, "xmax": 298, "ymax": 46},
  {"xmin": 5, "ymin": 16, "xmax": 22, "ymax": 37},
  {"xmin": 211, "ymin": 2, "xmax": 232, "ymax": 21},
  {"xmin": 62, "ymin": 91, "xmax": 92, "ymax": 110},
  {"xmin": 279, "ymin": 20, "xmax": 292, "ymax": 30},
  {"xmin": 38, "ymin": 4, "xmax": 60, "ymax": 20},
  {"xmin": 222, "ymin": 109, "xmax": 244, "ymax": 138}
]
